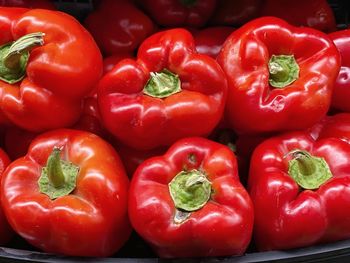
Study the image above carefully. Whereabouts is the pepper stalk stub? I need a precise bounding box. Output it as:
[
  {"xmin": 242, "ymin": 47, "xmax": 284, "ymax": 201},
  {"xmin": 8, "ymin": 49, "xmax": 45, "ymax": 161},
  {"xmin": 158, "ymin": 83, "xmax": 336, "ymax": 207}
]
[
  {"xmin": 287, "ymin": 150, "xmax": 333, "ymax": 190},
  {"xmin": 143, "ymin": 69, "xmax": 181, "ymax": 98},
  {"xmin": 39, "ymin": 147, "xmax": 79, "ymax": 200},
  {"xmin": 169, "ymin": 169, "xmax": 211, "ymax": 224},
  {"xmin": 268, "ymin": 54, "xmax": 299, "ymax": 88}
]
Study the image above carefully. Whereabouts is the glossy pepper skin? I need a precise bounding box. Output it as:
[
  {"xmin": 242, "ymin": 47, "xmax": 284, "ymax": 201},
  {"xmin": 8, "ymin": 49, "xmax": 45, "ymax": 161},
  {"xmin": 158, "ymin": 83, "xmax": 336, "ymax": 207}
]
[
  {"xmin": 249, "ymin": 131, "xmax": 350, "ymax": 251},
  {"xmin": 209, "ymin": 0, "xmax": 261, "ymax": 26},
  {"xmin": 98, "ymin": 29, "xmax": 227, "ymax": 150},
  {"xmin": 0, "ymin": 8, "xmax": 103, "ymax": 132},
  {"xmin": 1, "ymin": 129, "xmax": 131, "ymax": 256},
  {"xmin": 138, "ymin": 0, "xmax": 216, "ymax": 28},
  {"xmin": 310, "ymin": 113, "xmax": 350, "ymax": 143},
  {"xmin": 0, "ymin": 148, "xmax": 13, "ymax": 245},
  {"xmin": 0, "ymin": 0, "xmax": 56, "ymax": 9},
  {"xmin": 129, "ymin": 137, "xmax": 253, "ymax": 258},
  {"xmin": 193, "ymin": 26, "xmax": 233, "ymax": 58},
  {"xmin": 74, "ymin": 54, "xmax": 133, "ymax": 139},
  {"xmin": 260, "ymin": 0, "xmax": 337, "ymax": 32},
  {"xmin": 217, "ymin": 17, "xmax": 340, "ymax": 135},
  {"xmin": 84, "ymin": 0, "xmax": 154, "ymax": 56},
  {"xmin": 329, "ymin": 30, "xmax": 350, "ymax": 112}
]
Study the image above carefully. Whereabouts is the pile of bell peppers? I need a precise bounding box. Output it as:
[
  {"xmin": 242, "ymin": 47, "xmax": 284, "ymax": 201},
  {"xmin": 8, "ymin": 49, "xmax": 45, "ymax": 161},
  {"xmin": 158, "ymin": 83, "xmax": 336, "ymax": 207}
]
[{"xmin": 0, "ymin": 0, "xmax": 349, "ymax": 260}]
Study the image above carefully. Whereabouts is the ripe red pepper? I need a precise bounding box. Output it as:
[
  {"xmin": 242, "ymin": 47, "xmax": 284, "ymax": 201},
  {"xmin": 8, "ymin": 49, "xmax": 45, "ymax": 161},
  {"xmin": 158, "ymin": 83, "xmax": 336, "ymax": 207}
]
[
  {"xmin": 0, "ymin": 148, "xmax": 13, "ymax": 245},
  {"xmin": 98, "ymin": 29, "xmax": 227, "ymax": 150},
  {"xmin": 0, "ymin": 8, "xmax": 103, "ymax": 132},
  {"xmin": 193, "ymin": 26, "xmax": 233, "ymax": 58},
  {"xmin": 138, "ymin": 0, "xmax": 216, "ymax": 27},
  {"xmin": 217, "ymin": 17, "xmax": 340, "ymax": 135},
  {"xmin": 129, "ymin": 137, "xmax": 253, "ymax": 258},
  {"xmin": 1, "ymin": 129, "xmax": 131, "ymax": 256},
  {"xmin": 0, "ymin": 0, "xmax": 56, "ymax": 9},
  {"xmin": 328, "ymin": 29, "xmax": 350, "ymax": 112},
  {"xmin": 249, "ymin": 131, "xmax": 350, "ymax": 251},
  {"xmin": 260, "ymin": 0, "xmax": 337, "ymax": 32},
  {"xmin": 209, "ymin": 0, "xmax": 261, "ymax": 26},
  {"xmin": 84, "ymin": 0, "xmax": 154, "ymax": 55}
]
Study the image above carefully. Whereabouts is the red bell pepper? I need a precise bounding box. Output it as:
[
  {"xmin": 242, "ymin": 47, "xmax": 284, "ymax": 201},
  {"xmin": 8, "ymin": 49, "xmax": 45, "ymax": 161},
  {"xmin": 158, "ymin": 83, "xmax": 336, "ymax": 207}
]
[
  {"xmin": 0, "ymin": 148, "xmax": 13, "ymax": 245},
  {"xmin": 98, "ymin": 28, "xmax": 227, "ymax": 150},
  {"xmin": 84, "ymin": 0, "xmax": 155, "ymax": 55},
  {"xmin": 217, "ymin": 17, "xmax": 340, "ymax": 135},
  {"xmin": 1, "ymin": 129, "xmax": 131, "ymax": 256},
  {"xmin": 249, "ymin": 131, "xmax": 350, "ymax": 251},
  {"xmin": 129, "ymin": 137, "xmax": 253, "ymax": 258},
  {"xmin": 0, "ymin": 0, "xmax": 56, "ymax": 9},
  {"xmin": 209, "ymin": 0, "xmax": 261, "ymax": 26},
  {"xmin": 260, "ymin": 0, "xmax": 337, "ymax": 32},
  {"xmin": 193, "ymin": 26, "xmax": 233, "ymax": 58},
  {"xmin": 138, "ymin": 0, "xmax": 216, "ymax": 27},
  {"xmin": 34, "ymin": 53, "xmax": 134, "ymax": 144},
  {"xmin": 0, "ymin": 8, "xmax": 103, "ymax": 132},
  {"xmin": 329, "ymin": 29, "xmax": 350, "ymax": 112}
]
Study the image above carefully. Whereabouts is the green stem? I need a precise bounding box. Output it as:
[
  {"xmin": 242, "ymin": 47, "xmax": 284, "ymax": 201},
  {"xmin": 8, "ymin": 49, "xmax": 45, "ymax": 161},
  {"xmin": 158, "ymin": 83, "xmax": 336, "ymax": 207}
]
[
  {"xmin": 46, "ymin": 147, "xmax": 66, "ymax": 187},
  {"xmin": 268, "ymin": 55, "xmax": 299, "ymax": 88},
  {"xmin": 143, "ymin": 69, "xmax": 181, "ymax": 98},
  {"xmin": 38, "ymin": 147, "xmax": 79, "ymax": 200},
  {"xmin": 0, "ymin": 32, "xmax": 44, "ymax": 84},
  {"xmin": 287, "ymin": 150, "xmax": 332, "ymax": 190},
  {"xmin": 169, "ymin": 169, "xmax": 211, "ymax": 213}
]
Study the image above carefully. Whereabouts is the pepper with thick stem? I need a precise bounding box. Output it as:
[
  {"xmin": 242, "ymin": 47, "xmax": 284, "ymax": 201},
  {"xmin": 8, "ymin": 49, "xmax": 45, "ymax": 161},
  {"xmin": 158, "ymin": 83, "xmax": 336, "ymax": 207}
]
[
  {"xmin": 249, "ymin": 131, "xmax": 350, "ymax": 251},
  {"xmin": 0, "ymin": 8, "xmax": 102, "ymax": 132},
  {"xmin": 217, "ymin": 17, "xmax": 340, "ymax": 135},
  {"xmin": 1, "ymin": 129, "xmax": 131, "ymax": 257},
  {"xmin": 98, "ymin": 28, "xmax": 227, "ymax": 150},
  {"xmin": 129, "ymin": 137, "xmax": 253, "ymax": 258}
]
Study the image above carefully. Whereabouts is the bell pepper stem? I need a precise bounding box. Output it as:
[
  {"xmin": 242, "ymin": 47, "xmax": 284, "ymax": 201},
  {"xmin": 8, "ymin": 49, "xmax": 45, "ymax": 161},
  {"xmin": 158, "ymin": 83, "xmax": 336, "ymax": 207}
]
[
  {"xmin": 268, "ymin": 55, "xmax": 299, "ymax": 88},
  {"xmin": 287, "ymin": 150, "xmax": 332, "ymax": 190},
  {"xmin": 46, "ymin": 147, "xmax": 66, "ymax": 188},
  {"xmin": 4, "ymin": 32, "xmax": 44, "ymax": 69},
  {"xmin": 38, "ymin": 146, "xmax": 79, "ymax": 200},
  {"xmin": 143, "ymin": 69, "xmax": 181, "ymax": 98},
  {"xmin": 0, "ymin": 32, "xmax": 44, "ymax": 84},
  {"xmin": 169, "ymin": 169, "xmax": 211, "ymax": 214}
]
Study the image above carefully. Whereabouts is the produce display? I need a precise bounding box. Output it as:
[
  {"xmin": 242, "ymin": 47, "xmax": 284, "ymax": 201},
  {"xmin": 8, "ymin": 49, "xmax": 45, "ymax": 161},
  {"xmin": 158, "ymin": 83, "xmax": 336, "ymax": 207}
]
[{"xmin": 0, "ymin": 0, "xmax": 349, "ymax": 261}]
